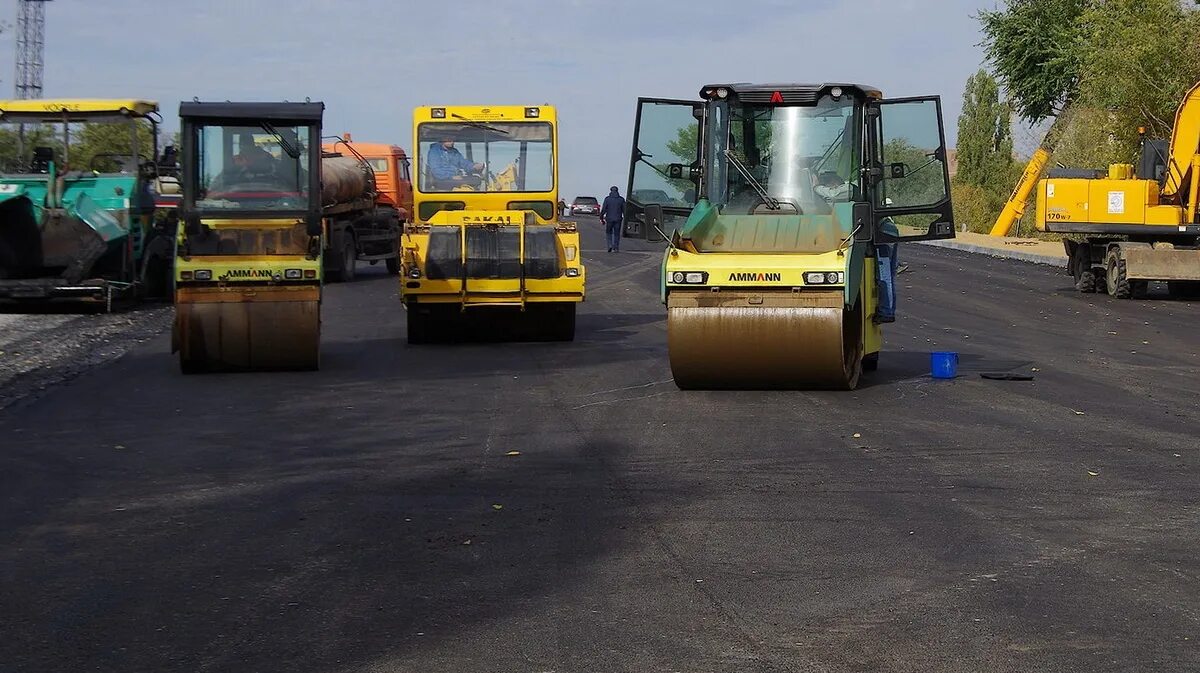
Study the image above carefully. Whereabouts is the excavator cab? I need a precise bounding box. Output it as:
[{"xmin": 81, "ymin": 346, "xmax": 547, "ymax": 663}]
[{"xmin": 628, "ymin": 83, "xmax": 956, "ymax": 389}]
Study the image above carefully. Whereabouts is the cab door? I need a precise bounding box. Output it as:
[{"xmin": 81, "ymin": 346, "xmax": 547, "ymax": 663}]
[
  {"xmin": 624, "ymin": 98, "xmax": 704, "ymax": 240},
  {"xmin": 867, "ymin": 96, "xmax": 956, "ymax": 242}
]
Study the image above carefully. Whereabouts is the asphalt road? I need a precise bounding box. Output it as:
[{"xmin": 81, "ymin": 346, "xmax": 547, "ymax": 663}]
[{"xmin": 2, "ymin": 222, "xmax": 1198, "ymax": 672}]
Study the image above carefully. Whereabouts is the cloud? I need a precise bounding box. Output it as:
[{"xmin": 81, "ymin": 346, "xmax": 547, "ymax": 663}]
[{"xmin": 21, "ymin": 0, "xmax": 994, "ymax": 198}]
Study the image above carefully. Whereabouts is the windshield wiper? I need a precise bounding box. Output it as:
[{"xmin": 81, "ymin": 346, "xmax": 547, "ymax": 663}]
[
  {"xmin": 261, "ymin": 122, "xmax": 301, "ymax": 159},
  {"xmin": 724, "ymin": 149, "xmax": 779, "ymax": 210},
  {"xmin": 450, "ymin": 114, "xmax": 510, "ymax": 135}
]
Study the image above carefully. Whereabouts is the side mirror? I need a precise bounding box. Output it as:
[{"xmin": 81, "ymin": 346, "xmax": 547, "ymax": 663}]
[
  {"xmin": 888, "ymin": 163, "xmax": 908, "ymax": 179},
  {"xmin": 852, "ymin": 202, "xmax": 873, "ymax": 243},
  {"xmin": 667, "ymin": 163, "xmax": 685, "ymax": 179},
  {"xmin": 643, "ymin": 203, "xmax": 665, "ymax": 242},
  {"xmin": 306, "ymin": 217, "xmax": 322, "ymax": 237}
]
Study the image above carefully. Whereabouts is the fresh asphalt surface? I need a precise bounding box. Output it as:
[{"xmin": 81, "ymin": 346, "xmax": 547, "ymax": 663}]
[{"xmin": 2, "ymin": 220, "xmax": 1198, "ymax": 673}]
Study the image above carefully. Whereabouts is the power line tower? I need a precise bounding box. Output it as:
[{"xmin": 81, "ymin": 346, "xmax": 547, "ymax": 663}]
[{"xmin": 15, "ymin": 0, "xmax": 52, "ymax": 99}]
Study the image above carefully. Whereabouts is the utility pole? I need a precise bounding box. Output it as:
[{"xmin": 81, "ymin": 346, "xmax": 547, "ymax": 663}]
[{"xmin": 14, "ymin": 0, "xmax": 52, "ymax": 167}]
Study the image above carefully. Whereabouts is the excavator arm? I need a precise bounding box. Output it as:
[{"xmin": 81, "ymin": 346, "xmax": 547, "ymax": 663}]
[
  {"xmin": 1161, "ymin": 81, "xmax": 1200, "ymax": 206},
  {"xmin": 989, "ymin": 147, "xmax": 1051, "ymax": 237}
]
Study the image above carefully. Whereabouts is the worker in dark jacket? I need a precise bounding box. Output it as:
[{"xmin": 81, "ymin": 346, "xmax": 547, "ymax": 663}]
[{"xmin": 599, "ymin": 186, "xmax": 625, "ymax": 252}]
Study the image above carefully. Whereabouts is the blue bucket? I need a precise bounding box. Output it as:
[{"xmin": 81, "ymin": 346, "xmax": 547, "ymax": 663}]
[{"xmin": 931, "ymin": 351, "xmax": 958, "ymax": 379}]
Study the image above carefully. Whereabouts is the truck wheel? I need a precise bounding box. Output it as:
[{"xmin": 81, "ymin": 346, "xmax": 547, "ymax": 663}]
[
  {"xmin": 863, "ymin": 352, "xmax": 879, "ymax": 371},
  {"xmin": 329, "ymin": 231, "xmax": 357, "ymax": 283},
  {"xmin": 385, "ymin": 256, "xmax": 400, "ymax": 275},
  {"xmin": 1071, "ymin": 250, "xmax": 1096, "ymax": 293}
]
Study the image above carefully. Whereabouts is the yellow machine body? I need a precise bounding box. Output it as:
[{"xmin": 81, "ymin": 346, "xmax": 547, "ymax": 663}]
[
  {"xmin": 401, "ymin": 105, "xmax": 584, "ymax": 342},
  {"xmin": 1014, "ymin": 81, "xmax": 1200, "ymax": 298},
  {"xmin": 629, "ymin": 84, "xmax": 957, "ymax": 389},
  {"xmin": 172, "ymin": 101, "xmax": 329, "ymax": 372}
]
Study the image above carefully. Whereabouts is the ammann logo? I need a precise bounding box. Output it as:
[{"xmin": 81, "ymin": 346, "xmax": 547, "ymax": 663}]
[
  {"xmin": 728, "ymin": 272, "xmax": 782, "ymax": 282},
  {"xmin": 220, "ymin": 269, "xmax": 274, "ymax": 280}
]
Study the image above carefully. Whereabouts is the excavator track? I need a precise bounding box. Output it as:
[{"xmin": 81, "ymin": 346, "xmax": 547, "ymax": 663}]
[
  {"xmin": 666, "ymin": 289, "xmax": 863, "ymax": 390},
  {"xmin": 174, "ymin": 286, "xmax": 320, "ymax": 373}
]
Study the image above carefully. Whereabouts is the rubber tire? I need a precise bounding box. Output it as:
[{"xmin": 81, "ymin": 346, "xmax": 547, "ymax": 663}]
[
  {"xmin": 406, "ymin": 307, "xmax": 430, "ymax": 344},
  {"xmin": 1169, "ymin": 281, "xmax": 1200, "ymax": 300},
  {"xmin": 1106, "ymin": 249, "xmax": 1132, "ymax": 299},
  {"xmin": 1072, "ymin": 251, "xmax": 1097, "ymax": 293},
  {"xmin": 551, "ymin": 303, "xmax": 576, "ymax": 342},
  {"xmin": 385, "ymin": 255, "xmax": 400, "ymax": 275},
  {"xmin": 862, "ymin": 352, "xmax": 879, "ymax": 372},
  {"xmin": 328, "ymin": 232, "xmax": 357, "ymax": 283}
]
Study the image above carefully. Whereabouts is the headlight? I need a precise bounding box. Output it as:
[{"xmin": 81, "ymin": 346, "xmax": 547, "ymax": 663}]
[
  {"xmin": 804, "ymin": 271, "xmax": 844, "ymax": 285},
  {"xmin": 193, "ymin": 269, "xmax": 212, "ymax": 281},
  {"xmin": 564, "ymin": 245, "xmax": 577, "ymax": 261},
  {"xmin": 431, "ymin": 107, "xmax": 446, "ymax": 118},
  {"xmin": 670, "ymin": 271, "xmax": 707, "ymax": 284},
  {"xmin": 524, "ymin": 107, "xmax": 540, "ymax": 118},
  {"xmin": 284, "ymin": 268, "xmax": 302, "ymax": 280},
  {"xmin": 180, "ymin": 270, "xmax": 194, "ymax": 281},
  {"xmin": 830, "ymin": 86, "xmax": 843, "ymax": 98},
  {"xmin": 565, "ymin": 268, "xmax": 580, "ymax": 277},
  {"xmin": 408, "ymin": 267, "xmax": 422, "ymax": 279},
  {"xmin": 716, "ymin": 88, "xmax": 729, "ymax": 99}
]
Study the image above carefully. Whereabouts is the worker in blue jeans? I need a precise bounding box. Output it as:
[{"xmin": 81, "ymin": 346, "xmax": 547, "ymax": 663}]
[
  {"xmin": 875, "ymin": 217, "xmax": 899, "ymax": 323},
  {"xmin": 599, "ymin": 186, "xmax": 625, "ymax": 252}
]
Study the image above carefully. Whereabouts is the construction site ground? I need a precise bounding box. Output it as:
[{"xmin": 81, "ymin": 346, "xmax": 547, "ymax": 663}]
[{"xmin": 1, "ymin": 223, "xmax": 1197, "ymax": 673}]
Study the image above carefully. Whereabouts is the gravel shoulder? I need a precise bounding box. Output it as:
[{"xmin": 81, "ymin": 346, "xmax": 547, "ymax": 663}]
[{"xmin": 0, "ymin": 305, "xmax": 173, "ymax": 410}]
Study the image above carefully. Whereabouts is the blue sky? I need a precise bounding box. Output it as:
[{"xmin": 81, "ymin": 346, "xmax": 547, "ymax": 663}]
[{"xmin": 3, "ymin": 0, "xmax": 1006, "ymax": 199}]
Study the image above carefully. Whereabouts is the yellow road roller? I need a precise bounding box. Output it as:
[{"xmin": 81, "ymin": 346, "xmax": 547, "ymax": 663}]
[
  {"xmin": 626, "ymin": 84, "xmax": 957, "ymax": 389},
  {"xmin": 400, "ymin": 105, "xmax": 585, "ymax": 343},
  {"xmin": 173, "ymin": 101, "xmax": 374, "ymax": 373}
]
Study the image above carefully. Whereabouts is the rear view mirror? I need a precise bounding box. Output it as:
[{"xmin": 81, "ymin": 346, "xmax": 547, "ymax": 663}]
[
  {"xmin": 852, "ymin": 202, "xmax": 873, "ymax": 243},
  {"xmin": 643, "ymin": 203, "xmax": 666, "ymax": 242},
  {"xmin": 888, "ymin": 163, "xmax": 908, "ymax": 179},
  {"xmin": 667, "ymin": 163, "xmax": 685, "ymax": 179}
]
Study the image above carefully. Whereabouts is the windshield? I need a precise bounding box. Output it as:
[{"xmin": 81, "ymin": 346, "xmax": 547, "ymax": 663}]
[
  {"xmin": 417, "ymin": 121, "xmax": 553, "ymax": 194},
  {"xmin": 194, "ymin": 124, "xmax": 313, "ymax": 211},
  {"xmin": 708, "ymin": 96, "xmax": 860, "ymax": 214}
]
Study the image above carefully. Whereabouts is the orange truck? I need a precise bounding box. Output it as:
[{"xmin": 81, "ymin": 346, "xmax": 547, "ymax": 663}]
[{"xmin": 320, "ymin": 134, "xmax": 414, "ymax": 280}]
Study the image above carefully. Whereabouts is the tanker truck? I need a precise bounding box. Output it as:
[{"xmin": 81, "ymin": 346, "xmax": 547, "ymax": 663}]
[{"xmin": 171, "ymin": 100, "xmax": 383, "ymax": 372}]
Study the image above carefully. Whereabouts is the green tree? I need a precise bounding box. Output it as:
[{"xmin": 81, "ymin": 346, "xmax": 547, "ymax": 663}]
[
  {"xmin": 978, "ymin": 0, "xmax": 1088, "ymax": 124},
  {"xmin": 69, "ymin": 120, "xmax": 157, "ymax": 173},
  {"xmin": 956, "ymin": 70, "xmax": 1015, "ymax": 189}
]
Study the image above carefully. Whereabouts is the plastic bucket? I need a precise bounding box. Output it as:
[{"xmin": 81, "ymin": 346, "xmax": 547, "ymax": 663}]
[{"xmin": 931, "ymin": 351, "xmax": 958, "ymax": 379}]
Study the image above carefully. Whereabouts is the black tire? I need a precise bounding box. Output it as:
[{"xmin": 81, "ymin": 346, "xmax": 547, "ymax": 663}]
[
  {"xmin": 863, "ymin": 352, "xmax": 879, "ymax": 372},
  {"xmin": 552, "ymin": 303, "xmax": 576, "ymax": 341},
  {"xmin": 1169, "ymin": 281, "xmax": 1200, "ymax": 300},
  {"xmin": 406, "ymin": 307, "xmax": 430, "ymax": 344},
  {"xmin": 1106, "ymin": 249, "xmax": 1132, "ymax": 299},
  {"xmin": 385, "ymin": 255, "xmax": 400, "ymax": 275},
  {"xmin": 1069, "ymin": 244, "xmax": 1097, "ymax": 293},
  {"xmin": 327, "ymin": 230, "xmax": 357, "ymax": 283}
]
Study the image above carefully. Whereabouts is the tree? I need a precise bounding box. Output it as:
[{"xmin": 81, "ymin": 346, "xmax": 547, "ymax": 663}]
[
  {"xmin": 978, "ymin": 0, "xmax": 1088, "ymax": 124},
  {"xmin": 69, "ymin": 120, "xmax": 158, "ymax": 173},
  {"xmin": 956, "ymin": 70, "xmax": 1015, "ymax": 190}
]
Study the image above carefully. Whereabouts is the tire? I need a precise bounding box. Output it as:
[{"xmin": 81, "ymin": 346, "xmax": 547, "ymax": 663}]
[
  {"xmin": 1169, "ymin": 281, "xmax": 1200, "ymax": 300},
  {"xmin": 385, "ymin": 255, "xmax": 400, "ymax": 275},
  {"xmin": 863, "ymin": 352, "xmax": 879, "ymax": 372},
  {"xmin": 552, "ymin": 303, "xmax": 576, "ymax": 342},
  {"xmin": 328, "ymin": 231, "xmax": 357, "ymax": 283},
  {"xmin": 1106, "ymin": 249, "xmax": 1132, "ymax": 299},
  {"xmin": 406, "ymin": 307, "xmax": 429, "ymax": 344}
]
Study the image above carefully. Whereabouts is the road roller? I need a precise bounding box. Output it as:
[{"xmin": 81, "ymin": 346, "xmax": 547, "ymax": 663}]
[
  {"xmin": 172, "ymin": 101, "xmax": 380, "ymax": 373},
  {"xmin": 626, "ymin": 84, "xmax": 957, "ymax": 389},
  {"xmin": 400, "ymin": 105, "xmax": 585, "ymax": 343}
]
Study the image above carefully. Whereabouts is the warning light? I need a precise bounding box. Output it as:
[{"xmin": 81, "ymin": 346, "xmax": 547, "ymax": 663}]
[{"xmin": 770, "ymin": 91, "xmax": 784, "ymax": 104}]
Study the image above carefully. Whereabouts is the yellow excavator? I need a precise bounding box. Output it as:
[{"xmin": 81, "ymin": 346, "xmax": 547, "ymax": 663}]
[
  {"xmin": 627, "ymin": 83, "xmax": 957, "ymax": 389},
  {"xmin": 991, "ymin": 82, "xmax": 1200, "ymax": 298}
]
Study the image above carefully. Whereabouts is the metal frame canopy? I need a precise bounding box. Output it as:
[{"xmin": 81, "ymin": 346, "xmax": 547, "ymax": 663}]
[{"xmin": 0, "ymin": 98, "xmax": 159, "ymax": 122}]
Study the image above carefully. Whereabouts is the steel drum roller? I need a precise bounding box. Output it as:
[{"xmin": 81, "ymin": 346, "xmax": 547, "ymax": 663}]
[
  {"xmin": 174, "ymin": 286, "xmax": 320, "ymax": 373},
  {"xmin": 667, "ymin": 289, "xmax": 862, "ymax": 390}
]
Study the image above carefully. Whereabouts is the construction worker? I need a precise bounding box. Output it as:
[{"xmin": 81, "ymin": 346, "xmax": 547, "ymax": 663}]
[
  {"xmin": 427, "ymin": 135, "xmax": 484, "ymax": 190},
  {"xmin": 600, "ymin": 186, "xmax": 625, "ymax": 253}
]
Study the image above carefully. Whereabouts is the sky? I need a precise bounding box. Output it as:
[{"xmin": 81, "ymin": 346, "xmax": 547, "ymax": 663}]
[{"xmin": 2, "ymin": 0, "xmax": 1012, "ymax": 200}]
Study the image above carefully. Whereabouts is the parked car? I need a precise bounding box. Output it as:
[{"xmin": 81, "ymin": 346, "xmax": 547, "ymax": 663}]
[{"xmin": 570, "ymin": 196, "xmax": 600, "ymax": 216}]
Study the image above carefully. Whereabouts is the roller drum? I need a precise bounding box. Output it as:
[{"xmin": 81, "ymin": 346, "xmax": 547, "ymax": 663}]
[
  {"xmin": 321, "ymin": 156, "xmax": 373, "ymax": 204},
  {"xmin": 174, "ymin": 287, "xmax": 320, "ymax": 373},
  {"xmin": 667, "ymin": 290, "xmax": 862, "ymax": 390}
]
